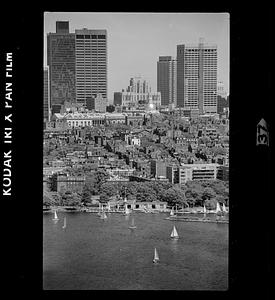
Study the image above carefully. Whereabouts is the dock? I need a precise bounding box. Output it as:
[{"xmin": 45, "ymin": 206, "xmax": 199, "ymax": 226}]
[{"xmin": 165, "ymin": 216, "xmax": 229, "ymax": 224}]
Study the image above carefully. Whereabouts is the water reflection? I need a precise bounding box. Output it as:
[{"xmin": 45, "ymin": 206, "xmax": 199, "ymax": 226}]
[{"xmin": 170, "ymin": 238, "xmax": 179, "ymax": 253}]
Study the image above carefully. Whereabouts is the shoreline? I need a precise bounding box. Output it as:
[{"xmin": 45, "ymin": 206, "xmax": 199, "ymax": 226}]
[{"xmin": 43, "ymin": 206, "xmax": 229, "ymax": 216}]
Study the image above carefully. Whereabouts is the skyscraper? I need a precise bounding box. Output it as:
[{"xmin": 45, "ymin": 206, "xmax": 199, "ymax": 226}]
[
  {"xmin": 47, "ymin": 21, "xmax": 76, "ymax": 113},
  {"xmin": 113, "ymin": 76, "xmax": 161, "ymax": 109},
  {"xmin": 217, "ymin": 81, "xmax": 227, "ymax": 98},
  {"xmin": 127, "ymin": 76, "xmax": 150, "ymax": 93},
  {"xmin": 43, "ymin": 66, "xmax": 50, "ymax": 122},
  {"xmin": 75, "ymin": 29, "xmax": 107, "ymax": 104},
  {"xmin": 157, "ymin": 56, "xmax": 177, "ymax": 107},
  {"xmin": 177, "ymin": 39, "xmax": 217, "ymax": 114}
]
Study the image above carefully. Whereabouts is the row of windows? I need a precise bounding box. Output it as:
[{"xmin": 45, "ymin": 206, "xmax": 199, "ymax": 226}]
[
  {"xmin": 67, "ymin": 120, "xmax": 105, "ymax": 126},
  {"xmin": 76, "ymin": 41, "xmax": 106, "ymax": 43},
  {"xmin": 75, "ymin": 49, "xmax": 106, "ymax": 51},
  {"xmin": 76, "ymin": 34, "xmax": 106, "ymax": 39}
]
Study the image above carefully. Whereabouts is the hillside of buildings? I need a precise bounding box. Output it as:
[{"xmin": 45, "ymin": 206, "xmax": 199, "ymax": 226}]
[{"xmin": 43, "ymin": 110, "xmax": 229, "ymax": 210}]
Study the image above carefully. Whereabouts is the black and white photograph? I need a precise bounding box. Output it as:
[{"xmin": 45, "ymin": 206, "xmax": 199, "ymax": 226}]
[
  {"xmin": 42, "ymin": 12, "xmax": 229, "ymax": 290},
  {"xmin": 0, "ymin": 6, "xmax": 272, "ymax": 297}
]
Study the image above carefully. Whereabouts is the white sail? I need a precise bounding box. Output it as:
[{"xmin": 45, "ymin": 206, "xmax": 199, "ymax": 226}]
[
  {"xmin": 222, "ymin": 203, "xmax": 227, "ymax": 213},
  {"xmin": 203, "ymin": 205, "xmax": 207, "ymax": 213},
  {"xmin": 125, "ymin": 206, "xmax": 130, "ymax": 215},
  {"xmin": 170, "ymin": 208, "xmax": 174, "ymax": 216},
  {"xmin": 216, "ymin": 202, "xmax": 222, "ymax": 213},
  {"xmin": 153, "ymin": 248, "xmax": 159, "ymax": 263},
  {"xmin": 62, "ymin": 217, "xmax": 66, "ymax": 229},
  {"xmin": 53, "ymin": 210, "xmax": 59, "ymax": 220},
  {"xmin": 170, "ymin": 225, "xmax": 179, "ymax": 238}
]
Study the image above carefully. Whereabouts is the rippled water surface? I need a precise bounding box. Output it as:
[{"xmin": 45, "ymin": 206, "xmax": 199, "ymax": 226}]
[{"xmin": 43, "ymin": 212, "xmax": 228, "ymax": 290}]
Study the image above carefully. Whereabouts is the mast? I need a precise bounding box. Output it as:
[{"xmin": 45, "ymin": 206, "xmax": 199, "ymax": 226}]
[
  {"xmin": 62, "ymin": 217, "xmax": 66, "ymax": 228},
  {"xmin": 153, "ymin": 248, "xmax": 159, "ymax": 263}
]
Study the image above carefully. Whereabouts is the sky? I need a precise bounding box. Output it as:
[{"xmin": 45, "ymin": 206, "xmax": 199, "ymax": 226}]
[{"xmin": 44, "ymin": 12, "xmax": 229, "ymax": 100}]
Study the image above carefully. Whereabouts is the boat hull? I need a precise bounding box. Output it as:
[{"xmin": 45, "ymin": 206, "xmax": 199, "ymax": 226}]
[{"xmin": 153, "ymin": 259, "xmax": 159, "ymax": 263}]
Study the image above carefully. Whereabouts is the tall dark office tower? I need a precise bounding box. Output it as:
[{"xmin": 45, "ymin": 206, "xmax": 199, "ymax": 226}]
[
  {"xmin": 75, "ymin": 29, "xmax": 107, "ymax": 104},
  {"xmin": 177, "ymin": 39, "xmax": 217, "ymax": 114},
  {"xmin": 47, "ymin": 21, "xmax": 76, "ymax": 113},
  {"xmin": 43, "ymin": 66, "xmax": 50, "ymax": 122},
  {"xmin": 157, "ymin": 56, "xmax": 177, "ymax": 106}
]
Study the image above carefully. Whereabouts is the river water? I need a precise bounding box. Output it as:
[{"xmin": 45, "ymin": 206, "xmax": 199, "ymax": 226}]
[{"xmin": 43, "ymin": 211, "xmax": 228, "ymax": 290}]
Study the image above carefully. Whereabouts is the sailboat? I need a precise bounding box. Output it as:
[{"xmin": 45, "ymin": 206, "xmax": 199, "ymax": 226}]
[
  {"xmin": 170, "ymin": 225, "xmax": 179, "ymax": 239},
  {"xmin": 129, "ymin": 218, "xmax": 137, "ymax": 229},
  {"xmin": 153, "ymin": 248, "xmax": 159, "ymax": 263},
  {"xmin": 62, "ymin": 217, "xmax": 66, "ymax": 229},
  {"xmin": 52, "ymin": 210, "xmax": 59, "ymax": 221},
  {"xmin": 216, "ymin": 202, "xmax": 222, "ymax": 215},
  {"xmin": 97, "ymin": 205, "xmax": 102, "ymax": 216},
  {"xmin": 101, "ymin": 211, "xmax": 107, "ymax": 220},
  {"xmin": 124, "ymin": 206, "xmax": 130, "ymax": 215},
  {"xmin": 170, "ymin": 207, "xmax": 175, "ymax": 216},
  {"xmin": 203, "ymin": 205, "xmax": 207, "ymax": 214},
  {"xmin": 222, "ymin": 203, "xmax": 227, "ymax": 213}
]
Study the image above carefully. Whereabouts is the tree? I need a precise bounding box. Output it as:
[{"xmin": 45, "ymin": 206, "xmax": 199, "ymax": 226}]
[
  {"xmin": 43, "ymin": 194, "xmax": 54, "ymax": 207},
  {"xmin": 60, "ymin": 191, "xmax": 82, "ymax": 206},
  {"xmin": 106, "ymin": 105, "xmax": 115, "ymax": 113},
  {"xmin": 161, "ymin": 186, "xmax": 188, "ymax": 207},
  {"xmin": 202, "ymin": 187, "xmax": 216, "ymax": 201},
  {"xmin": 99, "ymin": 182, "xmax": 118, "ymax": 197},
  {"xmin": 99, "ymin": 193, "xmax": 109, "ymax": 203},
  {"xmin": 81, "ymin": 184, "xmax": 92, "ymax": 206},
  {"xmin": 84, "ymin": 169, "xmax": 109, "ymax": 195},
  {"xmin": 204, "ymin": 198, "xmax": 217, "ymax": 210}
]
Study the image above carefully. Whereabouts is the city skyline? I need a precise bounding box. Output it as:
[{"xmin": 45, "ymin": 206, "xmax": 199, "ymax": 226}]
[{"xmin": 44, "ymin": 12, "xmax": 229, "ymax": 101}]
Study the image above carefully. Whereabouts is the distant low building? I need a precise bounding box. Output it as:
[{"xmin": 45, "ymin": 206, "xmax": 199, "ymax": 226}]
[
  {"xmin": 179, "ymin": 163, "xmax": 219, "ymax": 184},
  {"xmin": 50, "ymin": 174, "xmax": 86, "ymax": 193},
  {"xmin": 217, "ymin": 165, "xmax": 229, "ymax": 181}
]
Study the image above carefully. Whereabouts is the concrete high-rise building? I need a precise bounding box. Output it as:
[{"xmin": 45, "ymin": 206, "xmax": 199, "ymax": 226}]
[
  {"xmin": 177, "ymin": 39, "xmax": 217, "ymax": 114},
  {"xmin": 47, "ymin": 21, "xmax": 76, "ymax": 113},
  {"xmin": 150, "ymin": 160, "xmax": 167, "ymax": 178},
  {"xmin": 157, "ymin": 56, "xmax": 177, "ymax": 106},
  {"xmin": 217, "ymin": 81, "xmax": 227, "ymax": 98},
  {"xmin": 43, "ymin": 66, "xmax": 50, "ymax": 122},
  {"xmin": 86, "ymin": 94, "xmax": 107, "ymax": 112},
  {"xmin": 75, "ymin": 29, "xmax": 107, "ymax": 104},
  {"xmin": 127, "ymin": 76, "xmax": 150, "ymax": 93}
]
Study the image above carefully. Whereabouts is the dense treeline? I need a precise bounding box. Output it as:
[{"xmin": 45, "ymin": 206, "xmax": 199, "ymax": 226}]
[{"xmin": 43, "ymin": 170, "xmax": 229, "ymax": 209}]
